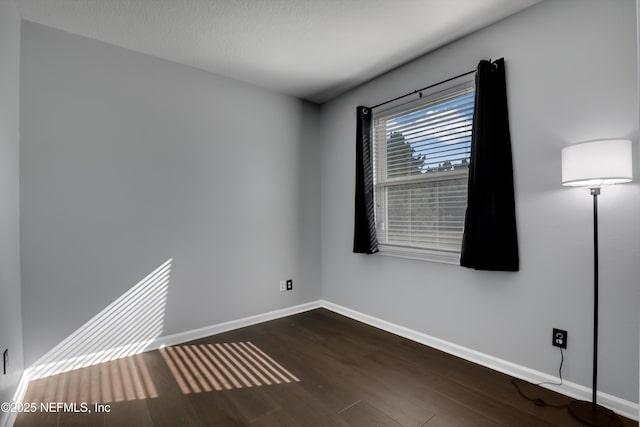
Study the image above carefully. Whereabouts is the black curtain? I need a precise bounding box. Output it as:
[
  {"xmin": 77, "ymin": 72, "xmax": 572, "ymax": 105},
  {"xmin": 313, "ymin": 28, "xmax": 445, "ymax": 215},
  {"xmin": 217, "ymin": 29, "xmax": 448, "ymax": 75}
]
[
  {"xmin": 460, "ymin": 59, "xmax": 519, "ymax": 271},
  {"xmin": 353, "ymin": 106, "xmax": 378, "ymax": 254}
]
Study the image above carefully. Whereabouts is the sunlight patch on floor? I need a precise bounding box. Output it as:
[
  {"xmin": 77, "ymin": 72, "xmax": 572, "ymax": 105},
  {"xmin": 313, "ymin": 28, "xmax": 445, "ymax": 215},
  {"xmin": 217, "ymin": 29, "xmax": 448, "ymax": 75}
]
[
  {"xmin": 23, "ymin": 353, "xmax": 158, "ymax": 405},
  {"xmin": 160, "ymin": 341, "xmax": 299, "ymax": 394}
]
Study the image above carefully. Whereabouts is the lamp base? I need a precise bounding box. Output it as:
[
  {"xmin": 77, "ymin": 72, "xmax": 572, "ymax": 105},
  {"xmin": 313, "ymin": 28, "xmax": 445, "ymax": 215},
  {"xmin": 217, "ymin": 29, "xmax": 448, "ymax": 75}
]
[{"xmin": 568, "ymin": 400, "xmax": 623, "ymax": 427}]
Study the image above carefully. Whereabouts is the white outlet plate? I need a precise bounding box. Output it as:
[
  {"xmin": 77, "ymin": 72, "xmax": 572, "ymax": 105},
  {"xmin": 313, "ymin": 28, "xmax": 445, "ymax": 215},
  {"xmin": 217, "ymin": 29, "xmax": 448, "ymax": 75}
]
[{"xmin": 279, "ymin": 280, "xmax": 286, "ymax": 292}]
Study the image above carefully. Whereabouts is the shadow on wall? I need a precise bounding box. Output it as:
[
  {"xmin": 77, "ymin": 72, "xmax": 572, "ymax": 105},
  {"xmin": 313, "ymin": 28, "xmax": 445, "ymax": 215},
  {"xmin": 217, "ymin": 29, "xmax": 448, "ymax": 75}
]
[{"xmin": 27, "ymin": 259, "xmax": 172, "ymax": 380}]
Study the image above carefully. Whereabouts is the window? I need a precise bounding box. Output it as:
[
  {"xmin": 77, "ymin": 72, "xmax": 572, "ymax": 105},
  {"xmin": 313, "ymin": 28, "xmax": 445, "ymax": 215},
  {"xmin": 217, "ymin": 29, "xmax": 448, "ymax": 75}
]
[{"xmin": 373, "ymin": 80, "xmax": 475, "ymax": 263}]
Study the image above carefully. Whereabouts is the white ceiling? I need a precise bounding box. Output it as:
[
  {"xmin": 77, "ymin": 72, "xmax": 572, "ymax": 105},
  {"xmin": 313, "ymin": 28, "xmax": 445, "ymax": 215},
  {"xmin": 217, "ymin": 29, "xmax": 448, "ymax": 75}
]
[{"xmin": 15, "ymin": 0, "xmax": 540, "ymax": 103}]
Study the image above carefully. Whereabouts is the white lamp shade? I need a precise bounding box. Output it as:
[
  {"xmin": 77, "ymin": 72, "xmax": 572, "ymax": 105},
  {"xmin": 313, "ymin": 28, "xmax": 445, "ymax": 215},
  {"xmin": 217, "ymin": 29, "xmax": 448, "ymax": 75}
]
[{"xmin": 561, "ymin": 139, "xmax": 633, "ymax": 187}]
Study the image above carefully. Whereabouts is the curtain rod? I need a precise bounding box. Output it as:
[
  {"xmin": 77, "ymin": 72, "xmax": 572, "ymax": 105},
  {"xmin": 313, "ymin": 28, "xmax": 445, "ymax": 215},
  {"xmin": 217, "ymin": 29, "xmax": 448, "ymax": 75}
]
[{"xmin": 370, "ymin": 68, "xmax": 476, "ymax": 110}]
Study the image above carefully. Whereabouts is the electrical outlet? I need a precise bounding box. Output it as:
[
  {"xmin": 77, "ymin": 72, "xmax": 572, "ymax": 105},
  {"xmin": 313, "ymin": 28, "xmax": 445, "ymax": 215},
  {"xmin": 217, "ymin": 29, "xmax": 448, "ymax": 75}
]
[
  {"xmin": 552, "ymin": 328, "xmax": 567, "ymax": 349},
  {"xmin": 286, "ymin": 279, "xmax": 293, "ymax": 291},
  {"xmin": 279, "ymin": 281, "xmax": 286, "ymax": 292},
  {"xmin": 3, "ymin": 349, "xmax": 8, "ymax": 375}
]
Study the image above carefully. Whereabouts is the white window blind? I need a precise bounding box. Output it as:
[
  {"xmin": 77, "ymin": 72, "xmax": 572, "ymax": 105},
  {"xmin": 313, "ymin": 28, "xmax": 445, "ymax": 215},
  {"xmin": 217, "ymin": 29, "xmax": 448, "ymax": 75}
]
[{"xmin": 373, "ymin": 81, "xmax": 475, "ymax": 261}]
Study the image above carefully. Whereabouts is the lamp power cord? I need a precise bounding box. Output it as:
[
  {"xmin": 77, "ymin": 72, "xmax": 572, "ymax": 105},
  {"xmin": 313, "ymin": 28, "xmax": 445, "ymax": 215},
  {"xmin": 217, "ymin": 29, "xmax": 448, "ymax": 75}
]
[{"xmin": 511, "ymin": 347, "xmax": 569, "ymax": 408}]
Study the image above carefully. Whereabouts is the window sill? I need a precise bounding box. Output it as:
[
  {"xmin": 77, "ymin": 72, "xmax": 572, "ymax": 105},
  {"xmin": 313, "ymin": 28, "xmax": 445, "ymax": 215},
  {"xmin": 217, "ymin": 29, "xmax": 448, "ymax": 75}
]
[{"xmin": 375, "ymin": 244, "xmax": 460, "ymax": 265}]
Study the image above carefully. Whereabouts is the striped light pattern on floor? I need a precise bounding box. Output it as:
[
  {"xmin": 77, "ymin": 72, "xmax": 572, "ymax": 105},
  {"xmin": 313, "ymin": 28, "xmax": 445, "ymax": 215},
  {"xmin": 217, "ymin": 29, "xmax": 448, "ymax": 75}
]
[
  {"xmin": 24, "ymin": 353, "xmax": 159, "ymax": 405},
  {"xmin": 159, "ymin": 341, "xmax": 300, "ymax": 393}
]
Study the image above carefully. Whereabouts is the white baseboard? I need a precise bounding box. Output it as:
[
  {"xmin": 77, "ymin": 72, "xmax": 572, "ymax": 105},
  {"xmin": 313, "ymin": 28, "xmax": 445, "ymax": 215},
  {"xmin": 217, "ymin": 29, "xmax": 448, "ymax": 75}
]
[
  {"xmin": 5, "ymin": 298, "xmax": 637, "ymax": 426},
  {"xmin": 0, "ymin": 410, "xmax": 14, "ymax": 427},
  {"xmin": 321, "ymin": 300, "xmax": 639, "ymax": 421},
  {"xmin": 0, "ymin": 370, "xmax": 30, "ymax": 427},
  {"xmin": 148, "ymin": 300, "xmax": 323, "ymax": 350},
  {"xmin": 1, "ymin": 301, "xmax": 323, "ymax": 427}
]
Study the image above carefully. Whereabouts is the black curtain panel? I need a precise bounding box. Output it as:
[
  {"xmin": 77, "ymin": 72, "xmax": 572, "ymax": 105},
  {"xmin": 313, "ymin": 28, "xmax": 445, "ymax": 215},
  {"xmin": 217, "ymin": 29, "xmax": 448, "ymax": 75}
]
[
  {"xmin": 460, "ymin": 58, "xmax": 519, "ymax": 271},
  {"xmin": 353, "ymin": 106, "xmax": 378, "ymax": 254}
]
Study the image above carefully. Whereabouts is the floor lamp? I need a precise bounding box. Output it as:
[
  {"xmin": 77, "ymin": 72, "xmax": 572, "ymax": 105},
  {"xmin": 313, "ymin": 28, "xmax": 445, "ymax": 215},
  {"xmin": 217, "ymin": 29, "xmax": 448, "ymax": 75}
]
[{"xmin": 561, "ymin": 139, "xmax": 633, "ymax": 427}]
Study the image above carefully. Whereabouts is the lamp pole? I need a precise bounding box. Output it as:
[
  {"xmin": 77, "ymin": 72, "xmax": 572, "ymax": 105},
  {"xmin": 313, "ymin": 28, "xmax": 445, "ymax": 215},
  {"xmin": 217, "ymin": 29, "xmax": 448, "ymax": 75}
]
[
  {"xmin": 561, "ymin": 139, "xmax": 632, "ymax": 427},
  {"xmin": 567, "ymin": 187, "xmax": 622, "ymax": 427},
  {"xmin": 591, "ymin": 187, "xmax": 599, "ymax": 409}
]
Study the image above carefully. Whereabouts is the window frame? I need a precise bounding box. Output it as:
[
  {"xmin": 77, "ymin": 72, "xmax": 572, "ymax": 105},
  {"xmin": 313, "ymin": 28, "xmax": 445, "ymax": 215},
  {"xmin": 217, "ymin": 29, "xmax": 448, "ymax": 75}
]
[{"xmin": 372, "ymin": 77, "xmax": 475, "ymax": 264}]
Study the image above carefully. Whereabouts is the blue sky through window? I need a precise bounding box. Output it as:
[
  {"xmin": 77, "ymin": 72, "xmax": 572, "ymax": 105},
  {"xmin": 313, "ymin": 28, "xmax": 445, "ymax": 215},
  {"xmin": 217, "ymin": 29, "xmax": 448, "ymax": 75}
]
[{"xmin": 386, "ymin": 90, "xmax": 474, "ymax": 173}]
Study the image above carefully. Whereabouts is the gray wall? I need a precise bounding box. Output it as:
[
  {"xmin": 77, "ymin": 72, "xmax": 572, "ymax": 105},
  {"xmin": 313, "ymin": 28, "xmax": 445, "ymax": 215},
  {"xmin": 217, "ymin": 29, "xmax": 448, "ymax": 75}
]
[
  {"xmin": 320, "ymin": 0, "xmax": 640, "ymax": 403},
  {"xmin": 637, "ymin": 0, "xmax": 640, "ymax": 412},
  {"xmin": 0, "ymin": 0, "xmax": 24, "ymax": 408},
  {"xmin": 15, "ymin": 0, "xmax": 640, "ymax": 408},
  {"xmin": 20, "ymin": 22, "xmax": 321, "ymax": 368}
]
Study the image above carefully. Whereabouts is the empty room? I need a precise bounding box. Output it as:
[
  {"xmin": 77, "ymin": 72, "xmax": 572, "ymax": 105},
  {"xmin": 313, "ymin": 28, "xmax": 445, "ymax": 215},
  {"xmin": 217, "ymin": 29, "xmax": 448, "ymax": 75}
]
[{"xmin": 1, "ymin": 0, "xmax": 639, "ymax": 426}]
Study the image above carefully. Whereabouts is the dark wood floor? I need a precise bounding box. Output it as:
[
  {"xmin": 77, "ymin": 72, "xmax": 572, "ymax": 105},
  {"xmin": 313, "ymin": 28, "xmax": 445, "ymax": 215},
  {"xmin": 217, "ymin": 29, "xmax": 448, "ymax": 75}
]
[{"xmin": 14, "ymin": 309, "xmax": 637, "ymax": 427}]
